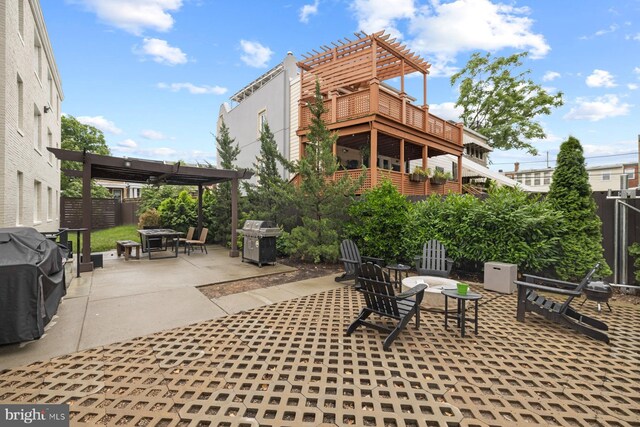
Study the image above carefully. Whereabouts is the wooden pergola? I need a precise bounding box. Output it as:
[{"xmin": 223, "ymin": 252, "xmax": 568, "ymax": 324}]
[
  {"xmin": 296, "ymin": 31, "xmax": 464, "ymax": 196},
  {"xmin": 49, "ymin": 148, "xmax": 253, "ymax": 273}
]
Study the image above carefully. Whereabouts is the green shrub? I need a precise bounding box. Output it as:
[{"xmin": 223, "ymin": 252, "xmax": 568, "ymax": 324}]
[
  {"xmin": 345, "ymin": 180, "xmax": 409, "ymax": 262},
  {"xmin": 157, "ymin": 190, "xmax": 197, "ymax": 233},
  {"xmin": 400, "ymin": 187, "xmax": 565, "ymax": 273},
  {"xmin": 628, "ymin": 243, "xmax": 640, "ymax": 283},
  {"xmin": 276, "ymin": 231, "xmax": 294, "ymax": 257},
  {"xmin": 289, "ymin": 218, "xmax": 339, "ymax": 263},
  {"xmin": 137, "ymin": 208, "xmax": 161, "ymax": 229}
]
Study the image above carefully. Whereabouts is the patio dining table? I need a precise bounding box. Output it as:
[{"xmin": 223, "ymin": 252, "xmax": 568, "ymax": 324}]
[{"xmin": 137, "ymin": 229, "xmax": 183, "ymax": 260}]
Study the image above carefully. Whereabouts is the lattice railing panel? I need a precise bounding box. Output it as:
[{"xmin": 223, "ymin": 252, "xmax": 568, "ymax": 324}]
[{"xmin": 378, "ymin": 91, "xmax": 401, "ymax": 121}]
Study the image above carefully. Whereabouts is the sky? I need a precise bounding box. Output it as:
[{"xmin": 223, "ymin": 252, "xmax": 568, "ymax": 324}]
[{"xmin": 41, "ymin": 0, "xmax": 640, "ymax": 172}]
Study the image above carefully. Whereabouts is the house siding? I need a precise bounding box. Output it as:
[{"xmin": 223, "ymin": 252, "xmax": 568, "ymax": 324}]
[{"xmin": 0, "ymin": 0, "xmax": 63, "ymax": 230}]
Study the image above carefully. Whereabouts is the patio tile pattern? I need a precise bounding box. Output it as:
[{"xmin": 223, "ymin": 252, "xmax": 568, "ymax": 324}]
[{"xmin": 1, "ymin": 285, "xmax": 639, "ymax": 426}]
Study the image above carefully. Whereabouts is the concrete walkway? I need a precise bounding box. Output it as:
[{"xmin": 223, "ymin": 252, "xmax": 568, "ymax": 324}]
[{"xmin": 0, "ymin": 246, "xmax": 342, "ymax": 370}]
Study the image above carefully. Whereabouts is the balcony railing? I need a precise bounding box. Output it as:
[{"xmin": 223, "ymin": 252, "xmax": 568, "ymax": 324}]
[
  {"xmin": 332, "ymin": 168, "xmax": 458, "ymax": 196},
  {"xmin": 299, "ymin": 85, "xmax": 462, "ymax": 146}
]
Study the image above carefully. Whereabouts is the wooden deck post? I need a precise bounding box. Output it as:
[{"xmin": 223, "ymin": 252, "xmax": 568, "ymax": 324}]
[
  {"xmin": 400, "ymin": 139, "xmax": 405, "ymax": 194},
  {"xmin": 369, "ymin": 78, "xmax": 380, "ymax": 115},
  {"xmin": 330, "ymin": 90, "xmax": 337, "ymax": 123},
  {"xmin": 422, "ymin": 105, "xmax": 429, "ymax": 133},
  {"xmin": 458, "ymin": 154, "xmax": 463, "ymax": 194},
  {"xmin": 422, "ymin": 145, "xmax": 427, "ymax": 196},
  {"xmin": 371, "ymin": 128, "xmax": 378, "ymax": 188}
]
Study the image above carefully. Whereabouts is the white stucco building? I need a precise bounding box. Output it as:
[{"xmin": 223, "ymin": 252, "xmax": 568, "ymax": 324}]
[{"xmin": 0, "ymin": 0, "xmax": 64, "ymax": 230}]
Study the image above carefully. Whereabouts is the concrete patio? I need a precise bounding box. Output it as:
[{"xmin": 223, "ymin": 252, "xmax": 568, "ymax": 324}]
[{"xmin": 1, "ymin": 248, "xmax": 639, "ymax": 426}]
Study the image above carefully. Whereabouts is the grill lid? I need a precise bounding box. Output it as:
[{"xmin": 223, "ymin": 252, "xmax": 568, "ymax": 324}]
[{"xmin": 238, "ymin": 220, "xmax": 282, "ymax": 237}]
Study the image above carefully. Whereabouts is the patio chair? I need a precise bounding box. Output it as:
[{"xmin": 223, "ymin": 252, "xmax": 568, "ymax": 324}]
[
  {"xmin": 177, "ymin": 227, "xmax": 195, "ymax": 253},
  {"xmin": 186, "ymin": 228, "xmax": 208, "ymax": 255},
  {"xmin": 414, "ymin": 239, "xmax": 453, "ymax": 277},
  {"xmin": 346, "ymin": 263, "xmax": 427, "ymax": 350},
  {"xmin": 514, "ymin": 263, "xmax": 609, "ymax": 343},
  {"xmin": 335, "ymin": 239, "xmax": 384, "ymax": 283}
]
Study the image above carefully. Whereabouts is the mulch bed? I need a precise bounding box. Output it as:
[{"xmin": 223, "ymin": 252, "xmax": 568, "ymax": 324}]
[{"xmin": 198, "ymin": 258, "xmax": 342, "ymax": 299}]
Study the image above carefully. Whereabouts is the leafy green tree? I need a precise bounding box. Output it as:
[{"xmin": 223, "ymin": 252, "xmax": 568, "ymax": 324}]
[
  {"xmin": 61, "ymin": 114, "xmax": 112, "ymax": 198},
  {"xmin": 345, "ymin": 180, "xmax": 410, "ymax": 262},
  {"xmin": 451, "ymin": 52, "xmax": 563, "ymax": 155},
  {"xmin": 157, "ymin": 190, "xmax": 198, "ymax": 233},
  {"xmin": 212, "ymin": 119, "xmax": 241, "ymax": 245},
  {"xmin": 138, "ymin": 185, "xmax": 184, "ymax": 214},
  {"xmin": 244, "ymin": 121, "xmax": 294, "ymax": 229},
  {"xmin": 546, "ymin": 136, "xmax": 611, "ymax": 280},
  {"xmin": 289, "ymin": 81, "xmax": 363, "ymax": 263}
]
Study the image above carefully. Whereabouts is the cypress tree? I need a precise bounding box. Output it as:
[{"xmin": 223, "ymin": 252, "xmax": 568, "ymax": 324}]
[
  {"xmin": 546, "ymin": 136, "xmax": 610, "ymax": 280},
  {"xmin": 212, "ymin": 120, "xmax": 241, "ymax": 245}
]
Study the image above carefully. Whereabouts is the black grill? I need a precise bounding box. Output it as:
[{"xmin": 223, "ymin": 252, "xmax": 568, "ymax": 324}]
[
  {"xmin": 237, "ymin": 220, "xmax": 281, "ymax": 267},
  {"xmin": 582, "ymin": 281, "xmax": 613, "ymax": 312}
]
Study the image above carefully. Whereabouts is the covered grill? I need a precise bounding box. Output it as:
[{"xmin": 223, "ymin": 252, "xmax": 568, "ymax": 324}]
[
  {"xmin": 237, "ymin": 220, "xmax": 281, "ymax": 267},
  {"xmin": 0, "ymin": 227, "xmax": 67, "ymax": 344}
]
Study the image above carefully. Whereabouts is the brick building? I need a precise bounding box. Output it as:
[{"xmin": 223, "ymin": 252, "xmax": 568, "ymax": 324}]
[{"xmin": 0, "ymin": 0, "xmax": 63, "ymax": 230}]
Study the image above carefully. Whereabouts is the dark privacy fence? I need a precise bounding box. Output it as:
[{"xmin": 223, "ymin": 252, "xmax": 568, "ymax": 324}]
[{"xmin": 60, "ymin": 198, "xmax": 140, "ymax": 230}]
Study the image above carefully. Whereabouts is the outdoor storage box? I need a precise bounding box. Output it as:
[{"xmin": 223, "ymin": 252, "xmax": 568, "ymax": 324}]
[{"xmin": 484, "ymin": 262, "xmax": 517, "ymax": 294}]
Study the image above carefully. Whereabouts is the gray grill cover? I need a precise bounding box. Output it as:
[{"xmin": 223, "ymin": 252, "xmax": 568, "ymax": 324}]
[{"xmin": 0, "ymin": 227, "xmax": 67, "ymax": 344}]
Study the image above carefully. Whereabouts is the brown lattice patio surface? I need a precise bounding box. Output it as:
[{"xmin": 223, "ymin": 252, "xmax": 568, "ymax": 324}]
[{"xmin": 1, "ymin": 285, "xmax": 639, "ymax": 426}]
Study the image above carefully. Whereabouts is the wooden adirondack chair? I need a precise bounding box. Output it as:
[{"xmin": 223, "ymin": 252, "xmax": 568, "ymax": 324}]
[
  {"xmin": 346, "ymin": 263, "xmax": 428, "ymax": 350},
  {"xmin": 414, "ymin": 240, "xmax": 453, "ymax": 277},
  {"xmin": 514, "ymin": 263, "xmax": 609, "ymax": 343},
  {"xmin": 335, "ymin": 239, "xmax": 384, "ymax": 282}
]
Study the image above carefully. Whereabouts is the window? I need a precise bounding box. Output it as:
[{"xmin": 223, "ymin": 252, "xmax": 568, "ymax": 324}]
[
  {"xmin": 602, "ymin": 173, "xmax": 610, "ymax": 181},
  {"xmin": 47, "ymin": 129, "xmax": 53, "ymax": 163},
  {"xmin": 48, "ymin": 71, "xmax": 53, "ymax": 107},
  {"xmin": 47, "ymin": 187, "xmax": 52, "ymax": 221},
  {"xmin": 524, "ymin": 175, "xmax": 531, "ymax": 185},
  {"xmin": 17, "ymin": 172, "xmax": 24, "ymax": 225},
  {"xmin": 534, "ymin": 172, "xmax": 541, "ymax": 186},
  {"xmin": 543, "ymin": 173, "xmax": 551, "ymax": 185},
  {"xmin": 257, "ymin": 109, "xmax": 267, "ymax": 135},
  {"xmin": 17, "ymin": 74, "xmax": 24, "ymax": 130},
  {"xmin": 33, "ymin": 105, "xmax": 42, "ymax": 152},
  {"xmin": 34, "ymin": 32, "xmax": 43, "ymax": 81},
  {"xmin": 34, "ymin": 180, "xmax": 42, "ymax": 223},
  {"xmin": 18, "ymin": 0, "xmax": 25, "ymax": 39},
  {"xmin": 624, "ymin": 168, "xmax": 636, "ymax": 180}
]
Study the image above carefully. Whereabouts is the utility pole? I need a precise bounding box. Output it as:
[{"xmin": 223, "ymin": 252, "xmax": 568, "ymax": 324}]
[{"xmin": 546, "ymin": 151, "xmax": 550, "ymax": 168}]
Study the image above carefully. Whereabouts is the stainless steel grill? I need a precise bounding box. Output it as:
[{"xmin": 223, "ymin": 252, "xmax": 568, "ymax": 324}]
[{"xmin": 237, "ymin": 220, "xmax": 281, "ymax": 267}]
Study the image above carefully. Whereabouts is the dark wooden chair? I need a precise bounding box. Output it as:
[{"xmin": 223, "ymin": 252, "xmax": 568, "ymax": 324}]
[
  {"xmin": 335, "ymin": 239, "xmax": 384, "ymax": 282},
  {"xmin": 346, "ymin": 263, "xmax": 428, "ymax": 350},
  {"xmin": 414, "ymin": 239, "xmax": 453, "ymax": 277},
  {"xmin": 514, "ymin": 263, "xmax": 609, "ymax": 343}
]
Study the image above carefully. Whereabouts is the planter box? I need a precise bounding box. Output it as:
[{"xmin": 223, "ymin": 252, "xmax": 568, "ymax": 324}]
[
  {"xmin": 430, "ymin": 177, "xmax": 447, "ymax": 185},
  {"xmin": 409, "ymin": 173, "xmax": 426, "ymax": 182}
]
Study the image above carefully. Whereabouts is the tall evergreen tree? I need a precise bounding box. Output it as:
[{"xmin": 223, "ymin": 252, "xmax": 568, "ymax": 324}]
[
  {"xmin": 244, "ymin": 121, "xmax": 294, "ymax": 229},
  {"xmin": 547, "ymin": 136, "xmax": 610, "ymax": 280},
  {"xmin": 212, "ymin": 120, "xmax": 241, "ymax": 244},
  {"xmin": 289, "ymin": 81, "xmax": 362, "ymax": 262}
]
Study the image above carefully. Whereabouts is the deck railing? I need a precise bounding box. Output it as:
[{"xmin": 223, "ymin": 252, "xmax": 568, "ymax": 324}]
[{"xmin": 299, "ymin": 86, "xmax": 462, "ymax": 146}]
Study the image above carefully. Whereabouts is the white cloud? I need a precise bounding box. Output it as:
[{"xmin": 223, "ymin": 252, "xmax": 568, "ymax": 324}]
[
  {"xmin": 72, "ymin": 0, "xmax": 182, "ymax": 35},
  {"xmin": 628, "ymin": 83, "xmax": 639, "ymax": 90},
  {"xmin": 585, "ymin": 69, "xmax": 617, "ymax": 88},
  {"xmin": 157, "ymin": 82, "xmax": 227, "ymax": 95},
  {"xmin": 140, "ymin": 130, "xmax": 168, "ymax": 140},
  {"xmin": 564, "ymin": 94, "xmax": 631, "ymax": 121},
  {"xmin": 407, "ymin": 0, "xmax": 549, "ymax": 76},
  {"xmin": 351, "ymin": 0, "xmax": 415, "ymax": 39},
  {"xmin": 627, "ymin": 32, "xmax": 640, "ymax": 41},
  {"xmin": 117, "ymin": 139, "xmax": 138, "ymax": 148},
  {"xmin": 581, "ymin": 24, "xmax": 618, "ymax": 39},
  {"xmin": 136, "ymin": 38, "xmax": 187, "ymax": 65},
  {"xmin": 542, "ymin": 71, "xmax": 561, "ymax": 82},
  {"xmin": 428, "ymin": 102, "xmax": 463, "ymax": 122},
  {"xmin": 239, "ymin": 40, "xmax": 274, "ymax": 68},
  {"xmin": 300, "ymin": 0, "xmax": 319, "ymax": 23},
  {"xmin": 77, "ymin": 115, "xmax": 122, "ymax": 134},
  {"xmin": 634, "ymin": 67, "xmax": 640, "ymax": 75}
]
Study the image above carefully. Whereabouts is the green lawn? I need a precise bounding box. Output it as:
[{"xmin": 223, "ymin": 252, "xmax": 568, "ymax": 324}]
[{"xmin": 66, "ymin": 225, "xmax": 139, "ymax": 252}]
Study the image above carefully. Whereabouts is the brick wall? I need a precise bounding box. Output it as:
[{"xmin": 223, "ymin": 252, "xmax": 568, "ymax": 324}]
[{"xmin": 1, "ymin": 0, "xmax": 63, "ymax": 231}]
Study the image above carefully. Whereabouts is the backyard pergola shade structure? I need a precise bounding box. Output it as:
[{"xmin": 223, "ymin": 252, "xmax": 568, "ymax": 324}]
[{"xmin": 49, "ymin": 148, "xmax": 253, "ymax": 273}]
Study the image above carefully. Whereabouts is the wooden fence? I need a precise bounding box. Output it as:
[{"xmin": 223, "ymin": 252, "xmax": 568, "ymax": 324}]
[{"xmin": 60, "ymin": 198, "xmax": 140, "ymax": 230}]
